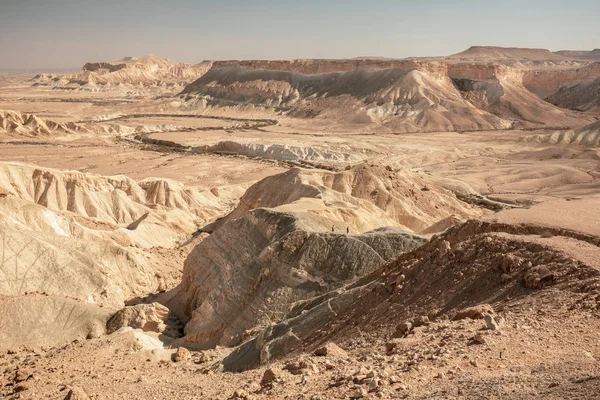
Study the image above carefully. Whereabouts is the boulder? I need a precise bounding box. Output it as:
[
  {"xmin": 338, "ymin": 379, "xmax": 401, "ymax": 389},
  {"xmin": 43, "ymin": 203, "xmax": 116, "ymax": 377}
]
[
  {"xmin": 14, "ymin": 369, "xmax": 31, "ymax": 383},
  {"xmin": 471, "ymin": 334, "xmax": 486, "ymax": 345},
  {"xmin": 172, "ymin": 347, "xmax": 191, "ymax": 363},
  {"xmin": 484, "ymin": 315, "xmax": 500, "ymax": 330},
  {"xmin": 194, "ymin": 350, "xmax": 209, "ymax": 364},
  {"xmin": 14, "ymin": 383, "xmax": 30, "ymax": 393},
  {"xmin": 412, "ymin": 316, "xmax": 430, "ymax": 327},
  {"xmin": 523, "ymin": 265, "xmax": 556, "ymax": 289},
  {"xmin": 393, "ymin": 322, "xmax": 413, "ymax": 337},
  {"xmin": 106, "ymin": 303, "xmax": 180, "ymax": 338},
  {"xmin": 64, "ymin": 387, "xmax": 90, "ymax": 400},
  {"xmin": 260, "ymin": 368, "xmax": 280, "ymax": 386},
  {"xmin": 314, "ymin": 342, "xmax": 347, "ymax": 357},
  {"xmin": 453, "ymin": 304, "xmax": 494, "ymax": 320}
]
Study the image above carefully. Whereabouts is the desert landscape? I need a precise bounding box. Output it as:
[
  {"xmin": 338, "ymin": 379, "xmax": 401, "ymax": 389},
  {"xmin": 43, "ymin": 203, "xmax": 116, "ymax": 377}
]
[{"xmin": 0, "ymin": 36, "xmax": 599, "ymax": 400}]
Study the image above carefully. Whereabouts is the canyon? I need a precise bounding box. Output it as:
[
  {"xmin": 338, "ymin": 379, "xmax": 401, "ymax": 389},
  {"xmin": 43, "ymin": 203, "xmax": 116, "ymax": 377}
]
[{"xmin": 0, "ymin": 45, "xmax": 599, "ymax": 399}]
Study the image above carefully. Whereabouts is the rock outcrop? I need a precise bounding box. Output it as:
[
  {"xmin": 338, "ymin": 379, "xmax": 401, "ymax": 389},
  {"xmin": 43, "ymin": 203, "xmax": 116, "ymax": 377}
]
[
  {"xmin": 206, "ymin": 164, "xmax": 480, "ymax": 234},
  {"xmin": 178, "ymin": 207, "xmax": 426, "ymax": 348},
  {"xmin": 180, "ymin": 49, "xmax": 599, "ymax": 131},
  {"xmin": 0, "ymin": 161, "xmax": 230, "ymax": 349},
  {"xmin": 30, "ymin": 54, "xmax": 211, "ymax": 92},
  {"xmin": 0, "ymin": 110, "xmax": 88, "ymax": 137},
  {"xmin": 199, "ymin": 141, "xmax": 366, "ymax": 163},
  {"xmin": 546, "ymin": 77, "xmax": 600, "ymax": 112},
  {"xmin": 523, "ymin": 120, "xmax": 600, "ymax": 147},
  {"xmin": 222, "ymin": 220, "xmax": 600, "ymax": 371},
  {"xmin": 0, "ymin": 294, "xmax": 110, "ymax": 350},
  {"xmin": 106, "ymin": 303, "xmax": 182, "ymax": 338},
  {"xmin": 0, "ymin": 161, "xmax": 226, "ymax": 244}
]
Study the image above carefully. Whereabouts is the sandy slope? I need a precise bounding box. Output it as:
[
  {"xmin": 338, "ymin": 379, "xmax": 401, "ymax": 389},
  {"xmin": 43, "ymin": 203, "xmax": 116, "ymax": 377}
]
[
  {"xmin": 524, "ymin": 120, "xmax": 600, "ymax": 147},
  {"xmin": 0, "ymin": 161, "xmax": 239, "ymax": 350}
]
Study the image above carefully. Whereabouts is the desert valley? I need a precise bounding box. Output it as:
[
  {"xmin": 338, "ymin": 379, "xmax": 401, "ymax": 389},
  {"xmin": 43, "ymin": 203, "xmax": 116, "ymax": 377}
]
[{"xmin": 0, "ymin": 45, "xmax": 599, "ymax": 399}]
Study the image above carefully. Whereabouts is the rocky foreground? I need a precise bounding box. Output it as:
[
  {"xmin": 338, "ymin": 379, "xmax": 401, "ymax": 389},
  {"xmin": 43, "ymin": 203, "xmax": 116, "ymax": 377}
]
[{"xmin": 1, "ymin": 201, "xmax": 599, "ymax": 399}]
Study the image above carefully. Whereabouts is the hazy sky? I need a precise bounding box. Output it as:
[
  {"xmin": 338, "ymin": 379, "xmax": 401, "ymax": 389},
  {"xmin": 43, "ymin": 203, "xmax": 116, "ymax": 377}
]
[{"xmin": 0, "ymin": 0, "xmax": 598, "ymax": 69}]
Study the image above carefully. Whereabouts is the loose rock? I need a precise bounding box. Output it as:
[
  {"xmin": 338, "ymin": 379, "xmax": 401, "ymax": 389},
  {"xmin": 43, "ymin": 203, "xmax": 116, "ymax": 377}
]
[
  {"xmin": 394, "ymin": 322, "xmax": 413, "ymax": 337},
  {"xmin": 485, "ymin": 315, "xmax": 500, "ymax": 330},
  {"xmin": 14, "ymin": 369, "xmax": 31, "ymax": 383},
  {"xmin": 412, "ymin": 316, "xmax": 430, "ymax": 327},
  {"xmin": 453, "ymin": 304, "xmax": 494, "ymax": 320},
  {"xmin": 471, "ymin": 334, "xmax": 486, "ymax": 345},
  {"xmin": 172, "ymin": 347, "xmax": 191, "ymax": 363},
  {"xmin": 314, "ymin": 342, "xmax": 347, "ymax": 357},
  {"xmin": 260, "ymin": 368, "xmax": 279, "ymax": 387},
  {"xmin": 194, "ymin": 350, "xmax": 209, "ymax": 364},
  {"xmin": 64, "ymin": 386, "xmax": 91, "ymax": 400}
]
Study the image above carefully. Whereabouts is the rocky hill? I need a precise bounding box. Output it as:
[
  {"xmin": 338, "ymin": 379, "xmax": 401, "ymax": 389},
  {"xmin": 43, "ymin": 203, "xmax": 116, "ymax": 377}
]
[
  {"xmin": 204, "ymin": 164, "xmax": 480, "ymax": 234},
  {"xmin": 30, "ymin": 54, "xmax": 211, "ymax": 92},
  {"xmin": 178, "ymin": 208, "xmax": 426, "ymax": 349},
  {"xmin": 448, "ymin": 46, "xmax": 567, "ymax": 61},
  {"xmin": 0, "ymin": 110, "xmax": 87, "ymax": 137},
  {"xmin": 180, "ymin": 50, "xmax": 598, "ymax": 132},
  {"xmin": 546, "ymin": 77, "xmax": 600, "ymax": 112},
  {"xmin": 223, "ymin": 214, "xmax": 600, "ymax": 371},
  {"xmin": 172, "ymin": 163, "xmax": 482, "ymax": 350},
  {"xmin": 554, "ymin": 49, "xmax": 600, "ymax": 61},
  {"xmin": 0, "ymin": 161, "xmax": 232, "ymax": 349}
]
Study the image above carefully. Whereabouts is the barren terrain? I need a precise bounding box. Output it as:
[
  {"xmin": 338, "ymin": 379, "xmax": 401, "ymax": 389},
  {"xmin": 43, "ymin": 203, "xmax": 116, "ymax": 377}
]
[{"xmin": 0, "ymin": 47, "xmax": 599, "ymax": 399}]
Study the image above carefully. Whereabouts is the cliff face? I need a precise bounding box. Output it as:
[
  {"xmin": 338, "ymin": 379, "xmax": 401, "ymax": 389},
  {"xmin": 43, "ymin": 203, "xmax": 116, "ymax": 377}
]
[
  {"xmin": 554, "ymin": 49, "xmax": 600, "ymax": 61},
  {"xmin": 522, "ymin": 63, "xmax": 600, "ymax": 98},
  {"xmin": 181, "ymin": 57, "xmax": 595, "ymax": 131},
  {"xmin": 209, "ymin": 59, "xmax": 448, "ymax": 78}
]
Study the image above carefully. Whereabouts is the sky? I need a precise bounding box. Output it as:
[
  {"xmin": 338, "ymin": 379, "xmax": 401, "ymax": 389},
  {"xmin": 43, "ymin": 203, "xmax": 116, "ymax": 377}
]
[{"xmin": 0, "ymin": 0, "xmax": 598, "ymax": 69}]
